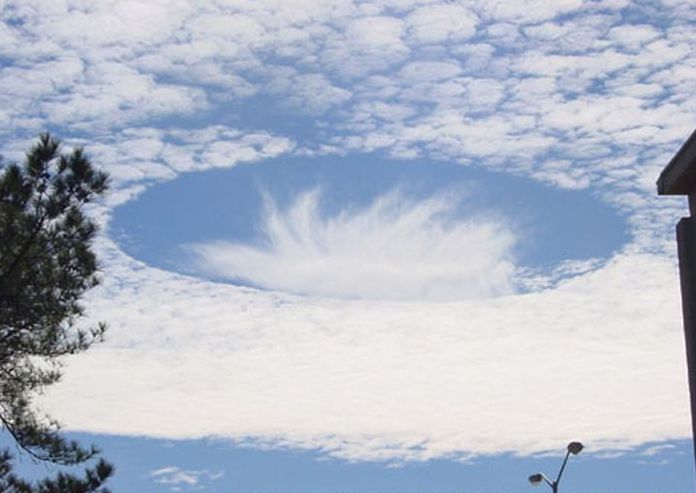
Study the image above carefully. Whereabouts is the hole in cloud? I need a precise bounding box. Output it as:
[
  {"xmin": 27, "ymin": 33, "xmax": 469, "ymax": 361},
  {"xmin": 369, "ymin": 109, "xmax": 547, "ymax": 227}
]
[
  {"xmin": 187, "ymin": 188, "xmax": 516, "ymax": 301},
  {"xmin": 111, "ymin": 154, "xmax": 629, "ymax": 300}
]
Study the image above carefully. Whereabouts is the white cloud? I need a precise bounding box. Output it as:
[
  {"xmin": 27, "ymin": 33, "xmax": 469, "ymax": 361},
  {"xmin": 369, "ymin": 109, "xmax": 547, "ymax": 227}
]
[
  {"xmin": 405, "ymin": 4, "xmax": 478, "ymax": 44},
  {"xmin": 269, "ymin": 73, "xmax": 352, "ymax": 115},
  {"xmin": 188, "ymin": 189, "xmax": 517, "ymax": 301},
  {"xmin": 397, "ymin": 61, "xmax": 462, "ymax": 83},
  {"xmin": 73, "ymin": 126, "xmax": 295, "ymax": 185},
  {"xmin": 475, "ymin": 0, "xmax": 584, "ymax": 23},
  {"xmin": 38, "ymin": 62, "xmax": 208, "ymax": 129},
  {"xmin": 324, "ymin": 15, "xmax": 410, "ymax": 77},
  {"xmin": 37, "ymin": 0, "xmax": 186, "ymax": 48},
  {"xmin": 150, "ymin": 467, "xmax": 198, "ymax": 486},
  {"xmin": 188, "ymin": 13, "xmax": 267, "ymax": 46},
  {"xmin": 42, "ymin": 248, "xmax": 688, "ymax": 461},
  {"xmin": 149, "ymin": 466, "xmax": 223, "ymax": 489},
  {"xmin": 639, "ymin": 443, "xmax": 677, "ymax": 457},
  {"xmin": 350, "ymin": 101, "xmax": 416, "ymax": 124},
  {"xmin": 608, "ymin": 24, "xmax": 661, "ymax": 50},
  {"xmin": 347, "ymin": 15, "xmax": 405, "ymax": 49}
]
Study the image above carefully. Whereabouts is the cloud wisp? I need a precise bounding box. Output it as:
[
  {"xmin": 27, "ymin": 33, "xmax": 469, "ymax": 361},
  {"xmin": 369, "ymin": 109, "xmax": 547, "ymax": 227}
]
[
  {"xmin": 149, "ymin": 466, "xmax": 223, "ymax": 490},
  {"xmin": 188, "ymin": 189, "xmax": 517, "ymax": 301}
]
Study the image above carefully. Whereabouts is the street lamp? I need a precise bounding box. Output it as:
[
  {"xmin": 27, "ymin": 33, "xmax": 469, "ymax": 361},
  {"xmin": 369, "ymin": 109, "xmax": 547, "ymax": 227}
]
[{"xmin": 528, "ymin": 442, "xmax": 583, "ymax": 493}]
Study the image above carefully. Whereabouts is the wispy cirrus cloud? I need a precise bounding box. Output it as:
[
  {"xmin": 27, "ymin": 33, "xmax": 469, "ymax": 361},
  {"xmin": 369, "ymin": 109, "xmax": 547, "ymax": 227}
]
[{"xmin": 189, "ymin": 189, "xmax": 516, "ymax": 301}]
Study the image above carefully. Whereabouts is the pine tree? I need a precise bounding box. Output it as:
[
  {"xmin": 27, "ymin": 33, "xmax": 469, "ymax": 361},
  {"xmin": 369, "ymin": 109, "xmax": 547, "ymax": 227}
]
[{"xmin": 0, "ymin": 134, "xmax": 114, "ymax": 492}]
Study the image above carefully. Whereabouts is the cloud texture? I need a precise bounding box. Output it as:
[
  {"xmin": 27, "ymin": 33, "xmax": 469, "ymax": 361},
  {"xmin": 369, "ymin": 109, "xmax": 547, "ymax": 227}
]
[
  {"xmin": 44, "ymin": 244, "xmax": 687, "ymax": 461},
  {"xmin": 0, "ymin": 0, "xmax": 694, "ymax": 462}
]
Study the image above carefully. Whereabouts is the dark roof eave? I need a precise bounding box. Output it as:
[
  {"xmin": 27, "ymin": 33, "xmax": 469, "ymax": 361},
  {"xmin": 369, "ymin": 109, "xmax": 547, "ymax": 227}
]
[{"xmin": 658, "ymin": 127, "xmax": 696, "ymax": 196}]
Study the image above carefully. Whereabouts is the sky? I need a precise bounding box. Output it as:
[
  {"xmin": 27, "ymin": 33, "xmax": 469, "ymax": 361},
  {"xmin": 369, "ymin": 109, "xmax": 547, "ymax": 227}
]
[{"xmin": 1, "ymin": 0, "xmax": 696, "ymax": 491}]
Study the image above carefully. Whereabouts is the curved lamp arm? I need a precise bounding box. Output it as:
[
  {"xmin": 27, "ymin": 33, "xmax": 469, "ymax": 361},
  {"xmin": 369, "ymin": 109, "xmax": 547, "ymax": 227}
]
[{"xmin": 528, "ymin": 442, "xmax": 583, "ymax": 493}]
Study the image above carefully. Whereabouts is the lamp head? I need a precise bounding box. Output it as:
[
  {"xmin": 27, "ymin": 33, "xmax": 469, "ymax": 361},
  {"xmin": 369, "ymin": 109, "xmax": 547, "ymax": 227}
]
[
  {"xmin": 528, "ymin": 474, "xmax": 543, "ymax": 486},
  {"xmin": 567, "ymin": 441, "xmax": 584, "ymax": 455}
]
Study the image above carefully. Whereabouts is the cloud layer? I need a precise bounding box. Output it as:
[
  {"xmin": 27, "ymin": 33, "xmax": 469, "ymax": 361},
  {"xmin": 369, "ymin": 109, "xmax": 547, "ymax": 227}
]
[
  {"xmin": 189, "ymin": 189, "xmax": 516, "ymax": 301},
  {"xmin": 42, "ymin": 244, "xmax": 687, "ymax": 461},
  {"xmin": 1, "ymin": 0, "xmax": 694, "ymax": 462}
]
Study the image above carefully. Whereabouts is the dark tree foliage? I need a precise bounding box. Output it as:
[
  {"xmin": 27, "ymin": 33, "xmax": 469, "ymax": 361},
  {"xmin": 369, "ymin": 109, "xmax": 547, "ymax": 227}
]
[{"xmin": 0, "ymin": 134, "xmax": 113, "ymax": 492}]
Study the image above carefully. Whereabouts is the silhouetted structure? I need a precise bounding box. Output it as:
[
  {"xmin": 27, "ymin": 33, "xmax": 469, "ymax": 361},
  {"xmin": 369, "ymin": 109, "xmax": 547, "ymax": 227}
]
[
  {"xmin": 658, "ymin": 127, "xmax": 696, "ymax": 474},
  {"xmin": 528, "ymin": 442, "xmax": 583, "ymax": 493}
]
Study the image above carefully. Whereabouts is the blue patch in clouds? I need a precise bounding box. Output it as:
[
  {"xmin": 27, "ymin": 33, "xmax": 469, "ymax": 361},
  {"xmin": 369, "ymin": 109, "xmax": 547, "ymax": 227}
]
[{"xmin": 111, "ymin": 153, "xmax": 629, "ymax": 288}]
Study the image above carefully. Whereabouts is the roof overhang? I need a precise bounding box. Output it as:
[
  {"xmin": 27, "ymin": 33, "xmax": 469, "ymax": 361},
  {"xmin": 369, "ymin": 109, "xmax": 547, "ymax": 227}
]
[{"xmin": 658, "ymin": 128, "xmax": 696, "ymax": 196}]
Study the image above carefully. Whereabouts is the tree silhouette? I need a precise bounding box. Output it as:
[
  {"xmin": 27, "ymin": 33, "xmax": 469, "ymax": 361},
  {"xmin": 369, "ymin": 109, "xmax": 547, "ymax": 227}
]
[{"xmin": 0, "ymin": 133, "xmax": 113, "ymax": 492}]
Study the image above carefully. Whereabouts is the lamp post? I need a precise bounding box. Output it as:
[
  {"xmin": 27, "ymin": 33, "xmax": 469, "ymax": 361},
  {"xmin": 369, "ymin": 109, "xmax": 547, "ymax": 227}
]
[{"xmin": 528, "ymin": 442, "xmax": 583, "ymax": 493}]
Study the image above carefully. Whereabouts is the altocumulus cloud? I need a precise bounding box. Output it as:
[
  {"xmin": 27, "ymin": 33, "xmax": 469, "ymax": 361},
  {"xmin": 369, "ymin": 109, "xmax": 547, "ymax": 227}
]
[
  {"xmin": 42, "ymin": 245, "xmax": 687, "ymax": 461},
  {"xmin": 1, "ymin": 0, "xmax": 694, "ymax": 463},
  {"xmin": 188, "ymin": 189, "xmax": 517, "ymax": 301}
]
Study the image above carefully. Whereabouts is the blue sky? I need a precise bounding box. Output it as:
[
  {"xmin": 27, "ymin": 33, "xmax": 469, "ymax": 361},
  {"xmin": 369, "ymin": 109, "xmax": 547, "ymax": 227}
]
[
  {"xmin": 4, "ymin": 434, "xmax": 694, "ymax": 492},
  {"xmin": 1, "ymin": 0, "xmax": 696, "ymax": 491}
]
